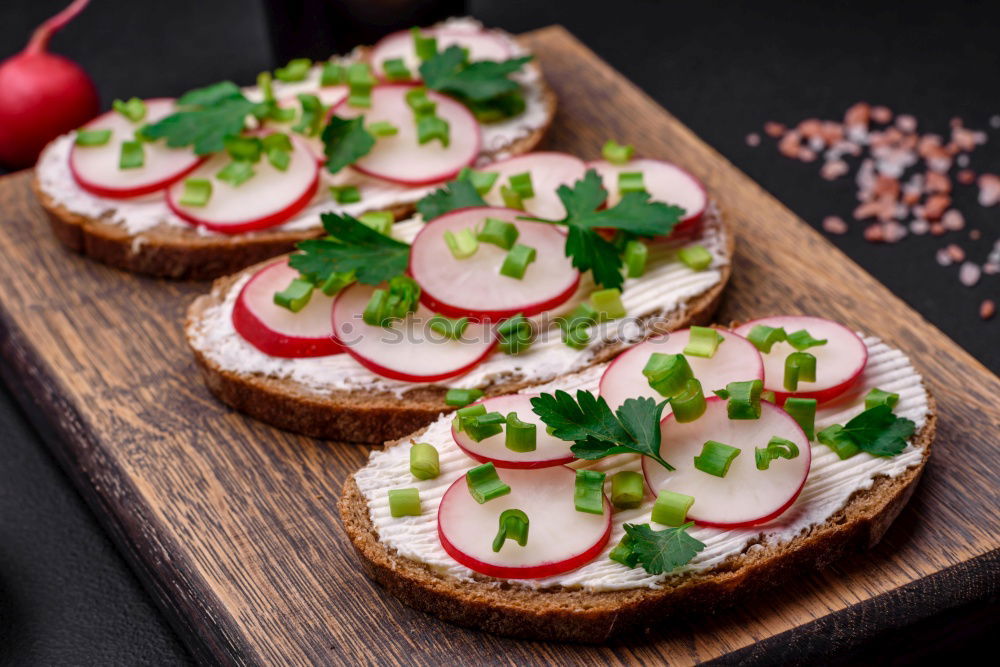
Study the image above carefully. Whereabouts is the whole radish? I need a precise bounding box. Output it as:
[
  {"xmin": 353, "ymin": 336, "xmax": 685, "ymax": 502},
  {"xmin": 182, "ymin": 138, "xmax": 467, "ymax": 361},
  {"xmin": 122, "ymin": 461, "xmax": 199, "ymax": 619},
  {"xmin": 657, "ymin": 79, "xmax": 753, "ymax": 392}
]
[{"xmin": 0, "ymin": 0, "xmax": 99, "ymax": 169}]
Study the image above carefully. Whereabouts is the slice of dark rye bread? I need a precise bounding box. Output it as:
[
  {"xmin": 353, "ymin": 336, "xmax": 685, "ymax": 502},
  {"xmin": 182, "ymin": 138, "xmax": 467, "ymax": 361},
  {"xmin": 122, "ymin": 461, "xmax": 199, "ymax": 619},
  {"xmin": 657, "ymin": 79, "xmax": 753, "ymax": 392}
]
[
  {"xmin": 31, "ymin": 44, "xmax": 557, "ymax": 280},
  {"xmin": 337, "ymin": 396, "xmax": 936, "ymax": 643},
  {"xmin": 185, "ymin": 209, "xmax": 733, "ymax": 443}
]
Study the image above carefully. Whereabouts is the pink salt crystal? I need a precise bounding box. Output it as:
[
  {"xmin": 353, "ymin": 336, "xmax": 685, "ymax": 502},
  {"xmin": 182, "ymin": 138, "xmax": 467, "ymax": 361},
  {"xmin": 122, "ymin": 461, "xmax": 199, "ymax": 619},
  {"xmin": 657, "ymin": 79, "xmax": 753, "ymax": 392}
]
[
  {"xmin": 981, "ymin": 300, "xmax": 996, "ymax": 320},
  {"xmin": 924, "ymin": 171, "xmax": 951, "ymax": 194},
  {"xmin": 990, "ymin": 115, "xmax": 1000, "ymax": 129},
  {"xmin": 957, "ymin": 169, "xmax": 976, "ymax": 185},
  {"xmin": 778, "ymin": 131, "xmax": 802, "ymax": 158},
  {"xmin": 942, "ymin": 209, "xmax": 965, "ymax": 231},
  {"xmin": 923, "ymin": 194, "xmax": 951, "ymax": 220},
  {"xmin": 844, "ymin": 102, "xmax": 870, "ymax": 127},
  {"xmin": 821, "ymin": 159, "xmax": 849, "ymax": 180},
  {"xmin": 959, "ymin": 262, "xmax": 981, "ymax": 287},
  {"xmin": 798, "ymin": 148, "xmax": 818, "ymax": 162},
  {"xmin": 977, "ymin": 173, "xmax": 1000, "ymax": 206},
  {"xmin": 970, "ymin": 229, "xmax": 982, "ymax": 240},
  {"xmin": 882, "ymin": 221, "xmax": 907, "ymax": 243},
  {"xmin": 909, "ymin": 219, "xmax": 929, "ymax": 235},
  {"xmin": 764, "ymin": 121, "xmax": 786, "ymax": 138},
  {"xmin": 936, "ymin": 248, "xmax": 953, "ymax": 266},
  {"xmin": 956, "ymin": 154, "xmax": 970, "ymax": 168},
  {"xmin": 946, "ymin": 244, "xmax": 965, "ymax": 262},
  {"xmin": 822, "ymin": 215, "xmax": 848, "ymax": 234},
  {"xmin": 984, "ymin": 263, "xmax": 999, "ymax": 275},
  {"xmin": 746, "ymin": 132, "xmax": 761, "ymax": 147},
  {"xmin": 863, "ymin": 225, "xmax": 884, "ymax": 242},
  {"xmin": 895, "ymin": 115, "xmax": 917, "ymax": 133},
  {"xmin": 871, "ymin": 106, "xmax": 892, "ymax": 124},
  {"xmin": 930, "ymin": 223, "xmax": 945, "ymax": 236}
]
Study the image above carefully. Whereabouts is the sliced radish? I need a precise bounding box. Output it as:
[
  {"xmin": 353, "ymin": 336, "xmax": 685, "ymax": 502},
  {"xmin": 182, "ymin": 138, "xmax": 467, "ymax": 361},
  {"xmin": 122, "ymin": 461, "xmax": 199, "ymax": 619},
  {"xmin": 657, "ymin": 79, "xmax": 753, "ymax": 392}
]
[
  {"xmin": 369, "ymin": 28, "xmax": 512, "ymax": 81},
  {"xmin": 410, "ymin": 207, "xmax": 579, "ymax": 320},
  {"xmin": 451, "ymin": 394, "xmax": 575, "ymax": 468},
  {"xmin": 333, "ymin": 85, "xmax": 480, "ymax": 186},
  {"xmin": 587, "ymin": 159, "xmax": 707, "ymax": 236},
  {"xmin": 438, "ymin": 465, "xmax": 611, "ymax": 579},
  {"xmin": 277, "ymin": 87, "xmax": 349, "ymax": 161},
  {"xmin": 732, "ymin": 316, "xmax": 868, "ymax": 404},
  {"xmin": 231, "ymin": 260, "xmax": 344, "ymax": 358},
  {"xmin": 331, "ymin": 282, "xmax": 495, "ymax": 382},
  {"xmin": 69, "ymin": 98, "xmax": 205, "ymax": 198},
  {"xmin": 644, "ymin": 398, "xmax": 810, "ymax": 528},
  {"xmin": 599, "ymin": 329, "xmax": 764, "ymax": 411},
  {"xmin": 166, "ymin": 133, "xmax": 319, "ymax": 234},
  {"xmin": 482, "ymin": 152, "xmax": 588, "ymax": 220}
]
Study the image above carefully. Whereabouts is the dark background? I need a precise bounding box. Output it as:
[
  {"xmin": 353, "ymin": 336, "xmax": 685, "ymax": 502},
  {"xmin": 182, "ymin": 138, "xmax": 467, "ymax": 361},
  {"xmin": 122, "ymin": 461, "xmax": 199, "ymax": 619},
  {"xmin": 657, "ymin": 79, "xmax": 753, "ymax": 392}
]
[{"xmin": 1, "ymin": 0, "xmax": 997, "ymax": 664}]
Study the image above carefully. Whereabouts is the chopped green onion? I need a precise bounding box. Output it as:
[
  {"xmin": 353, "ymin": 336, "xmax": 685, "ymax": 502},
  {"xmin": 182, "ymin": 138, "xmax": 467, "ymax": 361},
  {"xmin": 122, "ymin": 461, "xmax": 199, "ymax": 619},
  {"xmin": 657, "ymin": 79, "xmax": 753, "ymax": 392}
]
[
  {"xmin": 590, "ymin": 288, "xmax": 626, "ymax": 320},
  {"xmin": 602, "ymin": 139, "xmax": 635, "ymax": 165},
  {"xmin": 346, "ymin": 62, "xmax": 375, "ymax": 107},
  {"xmin": 457, "ymin": 167, "xmax": 499, "ymax": 195},
  {"xmin": 405, "ymin": 87, "xmax": 436, "ymax": 115},
  {"xmin": 477, "ymin": 217, "xmax": 520, "ymax": 249},
  {"xmin": 463, "ymin": 412, "xmax": 504, "ymax": 442},
  {"xmin": 273, "ymin": 277, "xmax": 314, "ymax": 312},
  {"xmin": 683, "ymin": 326, "xmax": 725, "ymax": 358},
  {"xmin": 618, "ymin": 171, "xmax": 646, "ymax": 195},
  {"xmin": 320, "ymin": 61, "xmax": 344, "ymax": 86},
  {"xmin": 562, "ymin": 324, "xmax": 591, "ymax": 349},
  {"xmin": 497, "ymin": 314, "xmax": 533, "ymax": 355},
  {"xmin": 416, "ymin": 114, "xmax": 450, "ymax": 146},
  {"xmin": 409, "ymin": 442, "xmax": 440, "ymax": 480},
  {"xmin": 747, "ymin": 325, "xmax": 788, "ymax": 353},
  {"xmin": 217, "ymin": 160, "xmax": 255, "ymax": 186},
  {"xmin": 624, "ymin": 240, "xmax": 648, "ymax": 278},
  {"xmin": 224, "ymin": 135, "xmax": 263, "ymax": 162},
  {"xmin": 642, "ymin": 353, "xmax": 694, "ymax": 398},
  {"xmin": 178, "ymin": 179, "xmax": 212, "ymax": 207},
  {"xmin": 382, "ymin": 57, "xmax": 411, "ymax": 81},
  {"xmin": 678, "ymin": 244, "xmax": 713, "ymax": 271},
  {"xmin": 786, "ymin": 329, "xmax": 828, "ymax": 351},
  {"xmin": 508, "ymin": 171, "xmax": 535, "ymax": 199},
  {"xmin": 496, "ymin": 314, "xmax": 531, "ymax": 337},
  {"xmin": 367, "ymin": 121, "xmax": 399, "ymax": 137},
  {"xmin": 670, "ymin": 378, "xmax": 707, "ymax": 423},
  {"xmin": 817, "ymin": 424, "xmax": 860, "ymax": 459},
  {"xmin": 500, "ymin": 243, "xmax": 537, "ymax": 280},
  {"xmin": 345, "ymin": 90, "xmax": 371, "ymax": 108},
  {"xmin": 262, "ymin": 132, "xmax": 293, "ymax": 153},
  {"xmin": 492, "ymin": 508, "xmax": 529, "ymax": 552},
  {"xmin": 118, "ymin": 140, "xmax": 144, "ymax": 170},
  {"xmin": 574, "ymin": 470, "xmax": 606, "ymax": 515},
  {"xmin": 693, "ymin": 440, "xmax": 741, "ymax": 477},
  {"xmin": 269, "ymin": 105, "xmax": 297, "ymax": 123},
  {"xmin": 784, "ymin": 352, "xmax": 817, "ymax": 391},
  {"xmin": 319, "ymin": 271, "xmax": 354, "ymax": 296},
  {"xmin": 359, "ymin": 211, "xmax": 394, "ymax": 236},
  {"xmin": 562, "ymin": 302, "xmax": 598, "ymax": 330},
  {"xmin": 466, "ymin": 462, "xmax": 510, "ymax": 504},
  {"xmin": 429, "ymin": 314, "xmax": 469, "ymax": 340},
  {"xmin": 266, "ymin": 147, "xmax": 290, "ymax": 171},
  {"xmin": 444, "ymin": 228, "xmax": 478, "ymax": 259},
  {"xmin": 445, "ymin": 388, "xmax": 483, "ymax": 407},
  {"xmin": 499, "ymin": 185, "xmax": 524, "ymax": 210},
  {"xmin": 474, "ymin": 411, "xmax": 506, "ymax": 425},
  {"xmin": 505, "ymin": 412, "xmax": 537, "ymax": 452},
  {"xmin": 257, "ymin": 71, "xmax": 275, "ymax": 103},
  {"xmin": 610, "ymin": 471, "xmax": 645, "ymax": 510},
  {"xmin": 761, "ymin": 390, "xmax": 776, "ymax": 403},
  {"xmin": 754, "ymin": 436, "xmax": 800, "ymax": 470},
  {"xmin": 453, "ymin": 403, "xmax": 486, "ymax": 433},
  {"xmin": 330, "ymin": 185, "xmax": 361, "ymax": 204},
  {"xmin": 651, "ymin": 489, "xmax": 694, "ymax": 526},
  {"xmin": 275, "ymin": 58, "xmax": 312, "ymax": 82},
  {"xmin": 784, "ymin": 397, "xmax": 817, "ymax": 439},
  {"xmin": 75, "ymin": 129, "xmax": 112, "ymax": 146},
  {"xmin": 388, "ymin": 488, "xmax": 421, "ymax": 517},
  {"xmin": 292, "ymin": 93, "xmax": 325, "ymax": 137},
  {"xmin": 362, "ymin": 289, "xmax": 390, "ymax": 326},
  {"xmin": 609, "ymin": 534, "xmax": 639, "ymax": 567},
  {"xmin": 865, "ymin": 388, "xmax": 900, "ymax": 411},
  {"xmin": 712, "ymin": 388, "xmax": 730, "ymax": 400},
  {"xmin": 411, "ymin": 26, "xmax": 438, "ymax": 61},
  {"xmin": 724, "ymin": 379, "xmax": 763, "ymax": 420},
  {"xmin": 113, "ymin": 97, "xmax": 146, "ymax": 123}
]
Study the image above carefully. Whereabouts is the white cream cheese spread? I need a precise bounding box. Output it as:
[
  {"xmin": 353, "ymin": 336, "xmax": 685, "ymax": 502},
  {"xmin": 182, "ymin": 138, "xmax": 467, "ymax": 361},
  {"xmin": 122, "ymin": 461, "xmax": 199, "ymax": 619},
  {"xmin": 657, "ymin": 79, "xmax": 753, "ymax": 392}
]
[{"xmin": 354, "ymin": 335, "xmax": 929, "ymax": 591}]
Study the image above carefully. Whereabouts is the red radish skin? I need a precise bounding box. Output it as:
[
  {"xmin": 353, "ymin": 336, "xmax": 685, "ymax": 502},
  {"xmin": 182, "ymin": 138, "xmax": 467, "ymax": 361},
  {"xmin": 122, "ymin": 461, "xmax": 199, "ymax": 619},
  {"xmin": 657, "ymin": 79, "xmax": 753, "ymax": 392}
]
[
  {"xmin": 450, "ymin": 394, "xmax": 575, "ymax": 469},
  {"xmin": 69, "ymin": 98, "xmax": 207, "ymax": 199},
  {"xmin": 733, "ymin": 316, "xmax": 868, "ymax": 404},
  {"xmin": 166, "ymin": 134, "xmax": 320, "ymax": 234},
  {"xmin": 331, "ymin": 282, "xmax": 496, "ymax": 383},
  {"xmin": 437, "ymin": 466, "xmax": 612, "ymax": 579},
  {"xmin": 482, "ymin": 152, "xmax": 588, "ymax": 219},
  {"xmin": 643, "ymin": 398, "xmax": 810, "ymax": 528},
  {"xmin": 587, "ymin": 158, "xmax": 708, "ymax": 237},
  {"xmin": 333, "ymin": 85, "xmax": 480, "ymax": 186},
  {"xmin": 599, "ymin": 329, "xmax": 764, "ymax": 411},
  {"xmin": 0, "ymin": 0, "xmax": 99, "ymax": 168},
  {"xmin": 410, "ymin": 207, "xmax": 580, "ymax": 320},
  {"xmin": 368, "ymin": 28, "xmax": 511, "ymax": 81},
  {"xmin": 231, "ymin": 260, "xmax": 344, "ymax": 358}
]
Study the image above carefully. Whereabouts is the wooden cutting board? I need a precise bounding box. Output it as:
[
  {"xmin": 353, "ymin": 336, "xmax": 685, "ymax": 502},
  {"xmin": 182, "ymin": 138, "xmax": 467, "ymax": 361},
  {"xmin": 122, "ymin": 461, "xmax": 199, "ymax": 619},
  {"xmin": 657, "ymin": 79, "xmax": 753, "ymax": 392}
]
[{"xmin": 0, "ymin": 26, "xmax": 996, "ymax": 666}]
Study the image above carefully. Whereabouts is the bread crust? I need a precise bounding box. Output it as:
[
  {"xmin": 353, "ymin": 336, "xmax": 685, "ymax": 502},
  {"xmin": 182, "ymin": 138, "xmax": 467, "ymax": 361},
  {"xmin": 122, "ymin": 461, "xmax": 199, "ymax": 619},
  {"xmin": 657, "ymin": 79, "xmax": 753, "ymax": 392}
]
[
  {"xmin": 185, "ymin": 210, "xmax": 733, "ymax": 443},
  {"xmin": 337, "ymin": 397, "xmax": 936, "ymax": 642},
  {"xmin": 32, "ymin": 51, "xmax": 557, "ymax": 280}
]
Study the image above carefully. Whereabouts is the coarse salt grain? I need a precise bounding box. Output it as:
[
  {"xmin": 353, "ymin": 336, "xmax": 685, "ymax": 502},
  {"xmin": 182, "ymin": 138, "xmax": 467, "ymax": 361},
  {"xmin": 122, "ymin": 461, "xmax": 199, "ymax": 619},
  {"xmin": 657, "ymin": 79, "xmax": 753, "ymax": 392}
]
[
  {"xmin": 909, "ymin": 219, "xmax": 930, "ymax": 235},
  {"xmin": 959, "ymin": 262, "xmax": 981, "ymax": 287},
  {"xmin": 936, "ymin": 248, "xmax": 953, "ymax": 266},
  {"xmin": 746, "ymin": 132, "xmax": 761, "ymax": 147},
  {"xmin": 946, "ymin": 244, "xmax": 965, "ymax": 262},
  {"xmin": 942, "ymin": 210, "xmax": 965, "ymax": 231},
  {"xmin": 981, "ymin": 299, "xmax": 996, "ymax": 320},
  {"xmin": 977, "ymin": 174, "xmax": 1000, "ymax": 206},
  {"xmin": 821, "ymin": 160, "xmax": 849, "ymax": 180},
  {"xmin": 822, "ymin": 215, "xmax": 848, "ymax": 234}
]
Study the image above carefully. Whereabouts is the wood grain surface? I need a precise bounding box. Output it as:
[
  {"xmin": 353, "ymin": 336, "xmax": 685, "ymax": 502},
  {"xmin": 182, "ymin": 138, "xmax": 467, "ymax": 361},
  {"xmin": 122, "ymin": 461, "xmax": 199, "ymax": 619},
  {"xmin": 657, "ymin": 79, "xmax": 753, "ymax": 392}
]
[{"xmin": 0, "ymin": 26, "xmax": 997, "ymax": 665}]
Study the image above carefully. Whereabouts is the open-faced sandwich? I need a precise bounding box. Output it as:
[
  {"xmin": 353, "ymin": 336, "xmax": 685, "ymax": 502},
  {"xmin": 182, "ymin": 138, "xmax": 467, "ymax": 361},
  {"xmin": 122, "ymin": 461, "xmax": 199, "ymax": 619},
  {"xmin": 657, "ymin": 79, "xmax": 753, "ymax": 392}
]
[
  {"xmin": 339, "ymin": 316, "xmax": 935, "ymax": 641},
  {"xmin": 185, "ymin": 144, "xmax": 730, "ymax": 443},
  {"xmin": 32, "ymin": 19, "xmax": 556, "ymax": 278}
]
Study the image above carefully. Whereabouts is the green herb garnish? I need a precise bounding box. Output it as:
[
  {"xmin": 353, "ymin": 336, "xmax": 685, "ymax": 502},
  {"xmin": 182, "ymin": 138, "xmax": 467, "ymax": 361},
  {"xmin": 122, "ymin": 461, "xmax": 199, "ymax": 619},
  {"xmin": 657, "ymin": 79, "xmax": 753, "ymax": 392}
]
[
  {"xmin": 142, "ymin": 82, "xmax": 261, "ymax": 155},
  {"xmin": 420, "ymin": 45, "xmax": 532, "ymax": 120},
  {"xmin": 290, "ymin": 212, "xmax": 409, "ymax": 286},
  {"xmin": 321, "ymin": 115, "xmax": 376, "ymax": 174},
  {"xmin": 819, "ymin": 404, "xmax": 916, "ymax": 457},
  {"xmin": 620, "ymin": 522, "xmax": 705, "ymax": 575},
  {"xmin": 415, "ymin": 178, "xmax": 488, "ymax": 221}
]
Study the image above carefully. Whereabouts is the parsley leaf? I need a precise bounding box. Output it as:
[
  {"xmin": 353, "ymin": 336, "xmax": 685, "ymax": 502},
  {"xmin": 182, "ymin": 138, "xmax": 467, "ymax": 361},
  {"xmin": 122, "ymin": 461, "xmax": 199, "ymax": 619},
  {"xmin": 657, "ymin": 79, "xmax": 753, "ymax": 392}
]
[
  {"xmin": 415, "ymin": 179, "xmax": 488, "ymax": 221},
  {"xmin": 420, "ymin": 46, "xmax": 532, "ymax": 102},
  {"xmin": 322, "ymin": 115, "xmax": 376, "ymax": 174},
  {"xmin": 141, "ymin": 81, "xmax": 262, "ymax": 155},
  {"xmin": 522, "ymin": 170, "xmax": 685, "ymax": 289},
  {"xmin": 623, "ymin": 523, "xmax": 705, "ymax": 575},
  {"xmin": 838, "ymin": 404, "xmax": 916, "ymax": 457},
  {"xmin": 289, "ymin": 212, "xmax": 409, "ymax": 285},
  {"xmin": 530, "ymin": 390, "xmax": 673, "ymax": 470}
]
